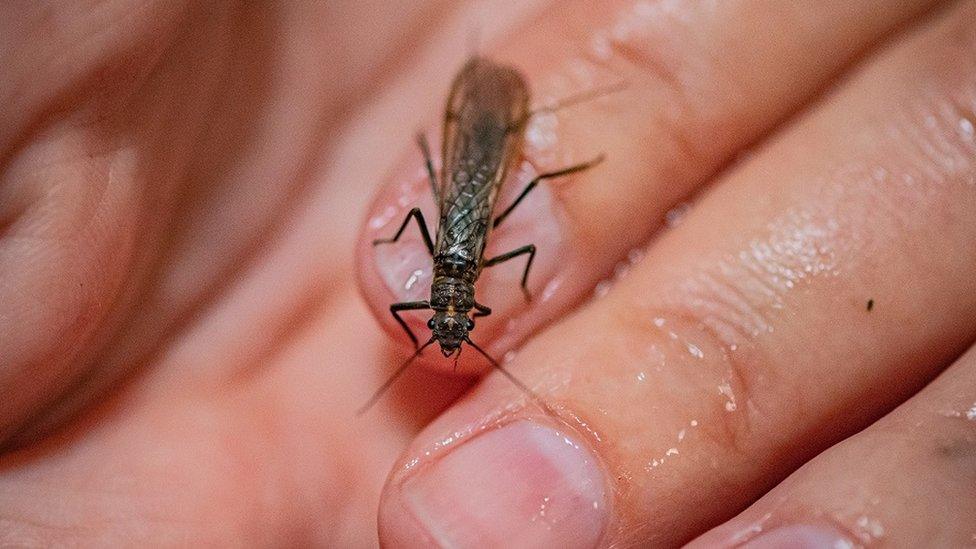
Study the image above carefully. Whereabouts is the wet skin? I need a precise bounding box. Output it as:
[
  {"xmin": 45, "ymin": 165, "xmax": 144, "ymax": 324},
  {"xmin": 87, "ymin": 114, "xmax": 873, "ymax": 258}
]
[{"xmin": 3, "ymin": 1, "xmax": 976, "ymax": 547}]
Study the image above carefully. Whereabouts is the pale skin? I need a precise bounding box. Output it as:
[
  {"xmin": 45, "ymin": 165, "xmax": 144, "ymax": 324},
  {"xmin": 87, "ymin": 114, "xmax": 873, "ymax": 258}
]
[{"xmin": 2, "ymin": 1, "xmax": 976, "ymax": 547}]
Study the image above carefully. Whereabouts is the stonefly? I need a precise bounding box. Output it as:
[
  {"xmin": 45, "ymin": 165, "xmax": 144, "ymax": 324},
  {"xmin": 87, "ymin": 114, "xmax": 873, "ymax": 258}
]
[{"xmin": 360, "ymin": 57, "xmax": 613, "ymax": 414}]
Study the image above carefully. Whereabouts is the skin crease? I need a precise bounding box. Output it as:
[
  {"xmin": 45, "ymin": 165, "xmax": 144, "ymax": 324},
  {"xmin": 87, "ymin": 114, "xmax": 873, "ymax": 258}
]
[{"xmin": 2, "ymin": 1, "xmax": 976, "ymax": 548}]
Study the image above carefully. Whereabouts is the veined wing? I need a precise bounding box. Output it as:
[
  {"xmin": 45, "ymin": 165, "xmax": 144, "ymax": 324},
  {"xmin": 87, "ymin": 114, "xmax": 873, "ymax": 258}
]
[{"xmin": 435, "ymin": 57, "xmax": 530, "ymax": 263}]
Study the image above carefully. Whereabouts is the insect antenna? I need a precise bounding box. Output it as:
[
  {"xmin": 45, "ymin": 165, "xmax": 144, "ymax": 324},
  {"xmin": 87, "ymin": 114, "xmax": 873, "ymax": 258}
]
[
  {"xmin": 464, "ymin": 337, "xmax": 557, "ymax": 416},
  {"xmin": 357, "ymin": 337, "xmax": 437, "ymax": 416},
  {"xmin": 524, "ymin": 80, "xmax": 628, "ymax": 122}
]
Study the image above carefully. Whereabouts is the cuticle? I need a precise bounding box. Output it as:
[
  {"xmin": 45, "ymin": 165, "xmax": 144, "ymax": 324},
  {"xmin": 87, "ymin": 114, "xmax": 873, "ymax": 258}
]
[
  {"xmin": 395, "ymin": 399, "xmax": 613, "ymax": 487},
  {"xmin": 392, "ymin": 400, "xmax": 619, "ymax": 546},
  {"xmin": 395, "ymin": 405, "xmax": 544, "ymax": 482},
  {"xmin": 726, "ymin": 511, "xmax": 861, "ymax": 548}
]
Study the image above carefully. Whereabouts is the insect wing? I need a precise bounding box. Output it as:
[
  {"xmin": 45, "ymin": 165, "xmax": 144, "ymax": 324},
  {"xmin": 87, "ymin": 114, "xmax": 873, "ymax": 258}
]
[{"xmin": 435, "ymin": 58, "xmax": 530, "ymax": 262}]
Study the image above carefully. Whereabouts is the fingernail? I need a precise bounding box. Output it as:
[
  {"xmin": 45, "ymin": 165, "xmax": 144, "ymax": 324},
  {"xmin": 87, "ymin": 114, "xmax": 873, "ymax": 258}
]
[
  {"xmin": 739, "ymin": 525, "xmax": 855, "ymax": 549},
  {"xmin": 373, "ymin": 224, "xmax": 434, "ymax": 302},
  {"xmin": 368, "ymin": 162, "xmax": 565, "ymax": 308},
  {"xmin": 381, "ymin": 420, "xmax": 608, "ymax": 548},
  {"xmin": 368, "ymin": 169, "xmax": 438, "ymax": 303}
]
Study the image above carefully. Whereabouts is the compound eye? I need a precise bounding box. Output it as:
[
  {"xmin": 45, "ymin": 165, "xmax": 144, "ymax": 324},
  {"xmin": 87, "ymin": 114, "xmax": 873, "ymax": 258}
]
[
  {"xmin": 466, "ymin": 318, "xmax": 475, "ymax": 330},
  {"xmin": 427, "ymin": 318, "xmax": 435, "ymax": 329}
]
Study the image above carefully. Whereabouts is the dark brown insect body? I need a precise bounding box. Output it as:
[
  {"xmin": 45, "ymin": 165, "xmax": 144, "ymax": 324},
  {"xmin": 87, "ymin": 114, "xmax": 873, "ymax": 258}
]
[
  {"xmin": 427, "ymin": 58, "xmax": 529, "ymax": 355},
  {"xmin": 360, "ymin": 57, "xmax": 604, "ymax": 413}
]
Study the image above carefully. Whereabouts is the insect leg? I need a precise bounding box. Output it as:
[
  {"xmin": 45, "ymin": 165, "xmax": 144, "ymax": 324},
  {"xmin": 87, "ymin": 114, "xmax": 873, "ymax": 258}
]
[
  {"xmin": 522, "ymin": 80, "xmax": 628, "ymax": 121},
  {"xmin": 493, "ymin": 155, "xmax": 605, "ymax": 229},
  {"xmin": 373, "ymin": 207, "xmax": 435, "ymax": 255},
  {"xmin": 473, "ymin": 302, "xmax": 492, "ymax": 318},
  {"xmin": 484, "ymin": 244, "xmax": 536, "ymax": 302},
  {"xmin": 389, "ymin": 300, "xmax": 431, "ymax": 349},
  {"xmin": 416, "ymin": 133, "xmax": 439, "ymax": 203}
]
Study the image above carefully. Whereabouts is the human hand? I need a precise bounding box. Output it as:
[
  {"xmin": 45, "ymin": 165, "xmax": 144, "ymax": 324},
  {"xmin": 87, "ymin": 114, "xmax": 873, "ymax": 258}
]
[{"xmin": 3, "ymin": 1, "xmax": 975, "ymax": 547}]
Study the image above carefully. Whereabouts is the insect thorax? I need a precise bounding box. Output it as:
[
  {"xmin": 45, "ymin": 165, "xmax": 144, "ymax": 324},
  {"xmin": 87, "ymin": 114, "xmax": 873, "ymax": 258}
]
[{"xmin": 430, "ymin": 257, "xmax": 476, "ymax": 312}]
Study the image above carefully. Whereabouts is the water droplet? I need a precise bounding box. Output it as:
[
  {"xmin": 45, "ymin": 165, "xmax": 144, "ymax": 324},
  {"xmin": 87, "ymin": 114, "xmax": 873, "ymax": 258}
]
[
  {"xmin": 666, "ymin": 447, "xmax": 679, "ymax": 456},
  {"xmin": 677, "ymin": 429, "xmax": 686, "ymax": 441},
  {"xmin": 966, "ymin": 403, "xmax": 976, "ymax": 421},
  {"xmin": 690, "ymin": 419, "xmax": 698, "ymax": 427},
  {"xmin": 653, "ymin": 317, "xmax": 665, "ymax": 328},
  {"xmin": 540, "ymin": 278, "xmax": 562, "ymax": 302},
  {"xmin": 686, "ymin": 342, "xmax": 704, "ymax": 359},
  {"xmin": 404, "ymin": 268, "xmax": 424, "ymax": 290},
  {"xmin": 403, "ymin": 457, "xmax": 420, "ymax": 471},
  {"xmin": 718, "ymin": 381, "xmax": 737, "ymax": 412},
  {"xmin": 854, "ymin": 516, "xmax": 885, "ymax": 540},
  {"xmin": 960, "ymin": 117, "xmax": 975, "ymax": 140},
  {"xmin": 525, "ymin": 113, "xmax": 558, "ymax": 153},
  {"xmin": 369, "ymin": 205, "xmax": 398, "ymax": 229},
  {"xmin": 636, "ymin": 371, "xmax": 647, "ymax": 382}
]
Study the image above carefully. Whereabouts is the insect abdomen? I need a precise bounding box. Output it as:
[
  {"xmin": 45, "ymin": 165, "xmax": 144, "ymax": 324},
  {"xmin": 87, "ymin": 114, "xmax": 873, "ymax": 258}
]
[{"xmin": 430, "ymin": 274, "xmax": 475, "ymax": 312}]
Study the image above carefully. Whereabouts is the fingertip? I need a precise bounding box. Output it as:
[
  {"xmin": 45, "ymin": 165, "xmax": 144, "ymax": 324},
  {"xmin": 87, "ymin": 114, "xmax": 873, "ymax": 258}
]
[
  {"xmin": 378, "ymin": 419, "xmax": 609, "ymax": 548},
  {"xmin": 356, "ymin": 161, "xmax": 435, "ymax": 335},
  {"xmin": 357, "ymin": 147, "xmax": 572, "ymax": 376},
  {"xmin": 377, "ymin": 484, "xmax": 441, "ymax": 549}
]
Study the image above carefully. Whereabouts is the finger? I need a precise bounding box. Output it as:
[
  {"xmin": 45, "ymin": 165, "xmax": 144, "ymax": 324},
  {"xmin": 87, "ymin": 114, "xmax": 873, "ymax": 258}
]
[
  {"xmin": 0, "ymin": 1, "xmax": 190, "ymax": 152},
  {"xmin": 0, "ymin": 1, "xmax": 453, "ymax": 446},
  {"xmin": 377, "ymin": 2, "xmax": 976, "ymax": 546},
  {"xmin": 358, "ymin": 0, "xmax": 945, "ymax": 374},
  {"xmin": 687, "ymin": 345, "xmax": 976, "ymax": 548},
  {"xmin": 0, "ymin": 0, "xmax": 198, "ymax": 445},
  {"xmin": 0, "ymin": 289, "xmax": 403, "ymax": 544}
]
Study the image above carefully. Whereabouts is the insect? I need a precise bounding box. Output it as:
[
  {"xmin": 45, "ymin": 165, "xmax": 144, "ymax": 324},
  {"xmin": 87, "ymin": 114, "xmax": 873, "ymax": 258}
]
[{"xmin": 359, "ymin": 57, "xmax": 609, "ymax": 414}]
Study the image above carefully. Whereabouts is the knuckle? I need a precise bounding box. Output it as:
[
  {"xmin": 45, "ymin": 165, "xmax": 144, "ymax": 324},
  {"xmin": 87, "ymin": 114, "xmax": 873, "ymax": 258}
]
[
  {"xmin": 601, "ymin": 37, "xmax": 707, "ymax": 168},
  {"xmin": 659, "ymin": 267, "xmax": 816, "ymax": 457},
  {"xmin": 582, "ymin": 5, "xmax": 751, "ymax": 170},
  {"xmin": 609, "ymin": 275, "xmax": 790, "ymax": 460},
  {"xmin": 887, "ymin": 2, "xmax": 976, "ymax": 193}
]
